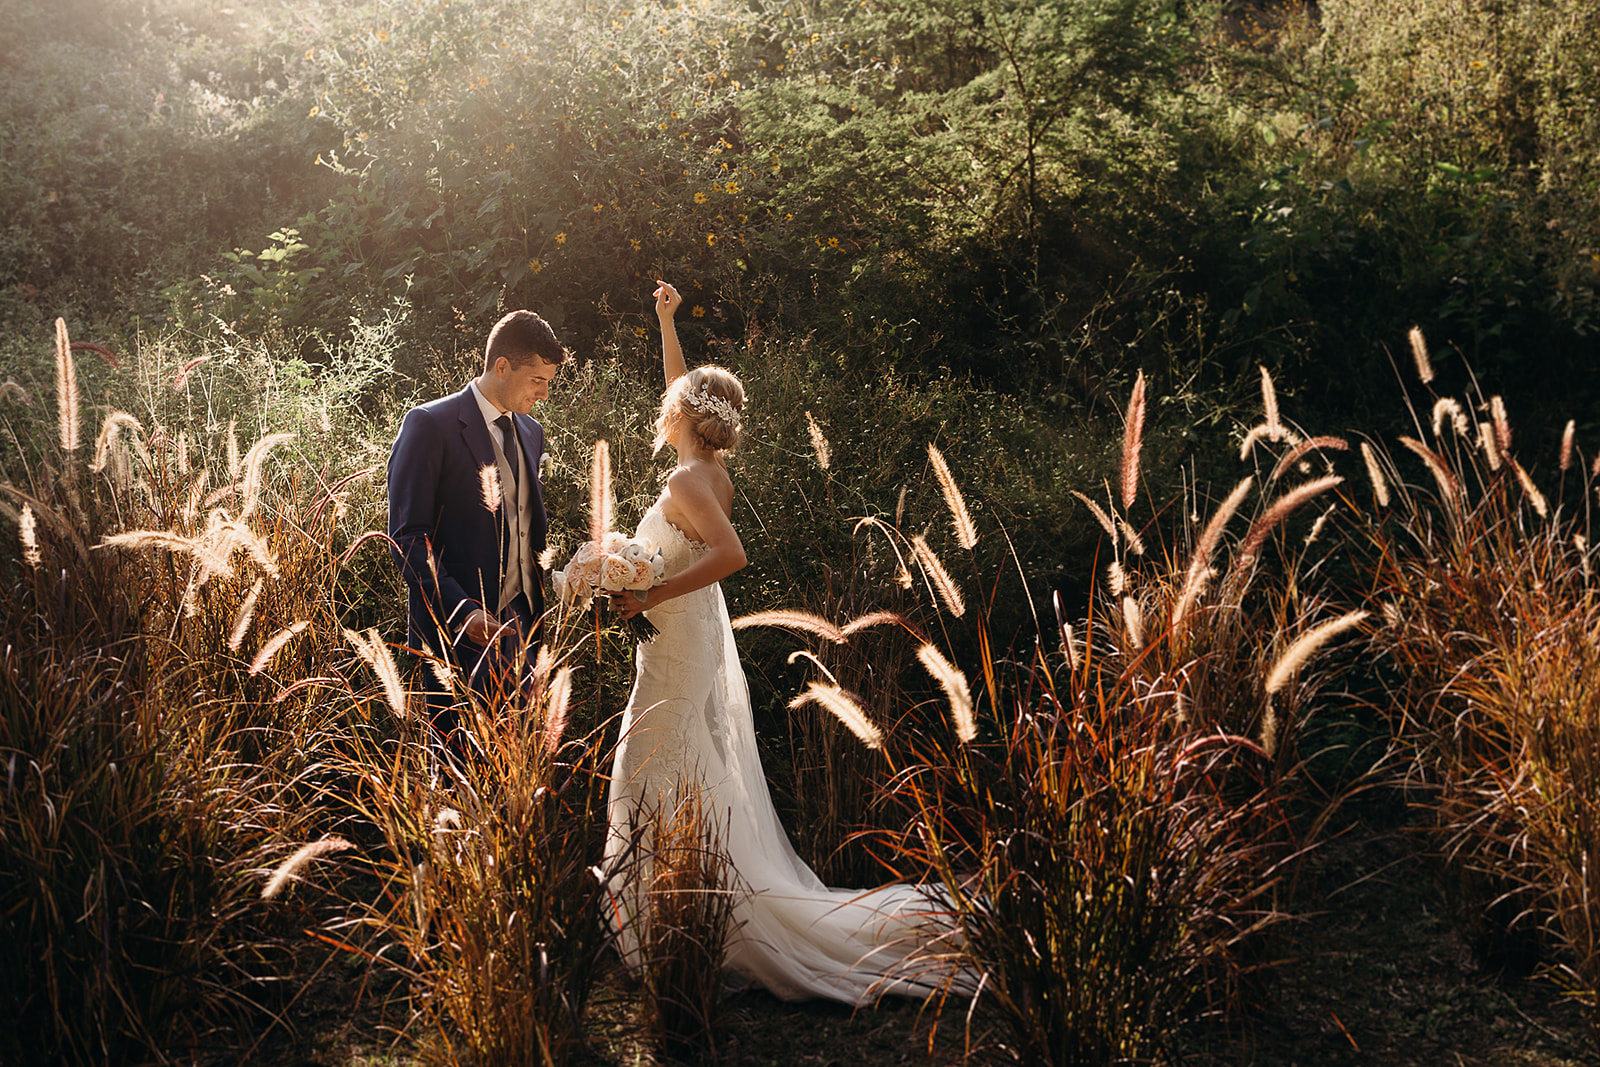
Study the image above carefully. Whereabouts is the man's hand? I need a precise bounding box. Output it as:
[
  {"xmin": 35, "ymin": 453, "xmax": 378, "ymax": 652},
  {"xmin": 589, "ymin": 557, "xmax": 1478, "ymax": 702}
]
[{"xmin": 465, "ymin": 607, "xmax": 507, "ymax": 646}]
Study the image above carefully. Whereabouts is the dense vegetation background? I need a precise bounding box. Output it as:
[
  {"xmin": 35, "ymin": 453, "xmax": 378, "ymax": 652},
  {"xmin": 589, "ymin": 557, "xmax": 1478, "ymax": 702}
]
[{"xmin": 4, "ymin": 0, "xmax": 1600, "ymax": 1063}]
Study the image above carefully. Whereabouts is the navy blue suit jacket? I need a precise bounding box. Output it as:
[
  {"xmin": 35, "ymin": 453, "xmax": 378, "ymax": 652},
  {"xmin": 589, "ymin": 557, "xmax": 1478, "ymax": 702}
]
[{"xmin": 387, "ymin": 384, "xmax": 548, "ymax": 665}]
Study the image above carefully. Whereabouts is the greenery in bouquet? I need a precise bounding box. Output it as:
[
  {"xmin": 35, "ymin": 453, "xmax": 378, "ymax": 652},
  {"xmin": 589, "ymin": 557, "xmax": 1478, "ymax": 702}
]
[{"xmin": 552, "ymin": 532, "xmax": 666, "ymax": 642}]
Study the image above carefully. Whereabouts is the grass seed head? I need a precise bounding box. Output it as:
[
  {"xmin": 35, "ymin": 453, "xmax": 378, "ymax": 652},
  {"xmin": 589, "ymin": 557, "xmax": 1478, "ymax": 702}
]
[{"xmin": 928, "ymin": 443, "xmax": 978, "ymax": 550}]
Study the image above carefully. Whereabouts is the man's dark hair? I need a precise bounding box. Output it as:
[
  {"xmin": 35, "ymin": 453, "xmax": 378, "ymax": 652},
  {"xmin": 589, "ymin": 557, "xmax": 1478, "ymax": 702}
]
[{"xmin": 484, "ymin": 310, "xmax": 569, "ymax": 372}]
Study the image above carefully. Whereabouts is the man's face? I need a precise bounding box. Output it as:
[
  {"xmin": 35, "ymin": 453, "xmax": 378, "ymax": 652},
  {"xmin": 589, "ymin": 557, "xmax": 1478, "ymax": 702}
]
[{"xmin": 501, "ymin": 356, "xmax": 560, "ymax": 412}]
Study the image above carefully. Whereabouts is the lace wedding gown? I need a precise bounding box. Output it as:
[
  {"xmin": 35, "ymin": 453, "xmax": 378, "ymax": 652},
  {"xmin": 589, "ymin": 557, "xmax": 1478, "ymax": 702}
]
[{"xmin": 604, "ymin": 503, "xmax": 961, "ymax": 1003}]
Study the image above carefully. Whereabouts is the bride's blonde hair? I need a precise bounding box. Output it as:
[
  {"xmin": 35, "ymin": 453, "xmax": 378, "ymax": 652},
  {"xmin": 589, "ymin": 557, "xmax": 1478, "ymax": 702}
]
[{"xmin": 655, "ymin": 366, "xmax": 746, "ymax": 454}]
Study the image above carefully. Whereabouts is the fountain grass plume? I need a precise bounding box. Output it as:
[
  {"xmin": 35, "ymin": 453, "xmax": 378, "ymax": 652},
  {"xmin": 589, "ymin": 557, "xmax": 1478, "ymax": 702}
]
[
  {"xmin": 1432, "ymin": 398, "xmax": 1470, "ymax": 439},
  {"xmin": 1269, "ymin": 435, "xmax": 1349, "ymax": 482},
  {"xmin": 1260, "ymin": 365, "xmax": 1281, "ymax": 433},
  {"xmin": 789, "ymin": 682, "xmax": 884, "ymax": 749},
  {"xmin": 1232, "ymin": 475, "xmax": 1344, "ymax": 573},
  {"xmin": 1172, "ymin": 476, "xmax": 1254, "ymax": 628},
  {"xmin": 590, "ymin": 438, "xmax": 613, "ymax": 545},
  {"xmin": 344, "ymin": 626, "xmax": 408, "ymax": 721},
  {"xmin": 806, "ymin": 410, "xmax": 831, "ymax": 472},
  {"xmin": 911, "ymin": 534, "xmax": 966, "ymax": 617},
  {"xmin": 55, "ymin": 317, "xmax": 79, "ymax": 453},
  {"xmin": 1360, "ymin": 442, "xmax": 1391, "ymax": 508},
  {"xmin": 227, "ymin": 578, "xmax": 266, "ymax": 652},
  {"xmin": 1409, "ymin": 326, "xmax": 1435, "ymax": 384},
  {"xmin": 1071, "ymin": 490, "xmax": 1118, "ymax": 542},
  {"xmin": 917, "ymin": 642, "xmax": 976, "ymax": 742},
  {"xmin": 480, "ymin": 464, "xmax": 502, "ymax": 513},
  {"xmin": 1399, "ymin": 435, "xmax": 1463, "ymax": 506},
  {"xmin": 731, "ymin": 609, "xmax": 848, "ymax": 644},
  {"xmin": 1265, "ymin": 610, "xmax": 1369, "ymax": 695},
  {"xmin": 928, "ymin": 443, "xmax": 978, "ymax": 550},
  {"xmin": 1120, "ymin": 371, "xmax": 1146, "ymax": 511},
  {"xmin": 261, "ymin": 837, "xmax": 354, "ymax": 900},
  {"xmin": 249, "ymin": 620, "xmax": 310, "ymax": 675}
]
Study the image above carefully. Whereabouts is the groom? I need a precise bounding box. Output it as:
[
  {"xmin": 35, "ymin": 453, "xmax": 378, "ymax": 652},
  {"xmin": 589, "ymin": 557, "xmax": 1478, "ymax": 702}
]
[{"xmin": 387, "ymin": 309, "xmax": 568, "ymax": 740}]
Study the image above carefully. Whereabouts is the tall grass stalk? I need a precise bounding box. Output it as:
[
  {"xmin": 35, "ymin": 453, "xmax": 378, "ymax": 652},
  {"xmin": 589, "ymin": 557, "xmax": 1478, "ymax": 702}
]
[{"xmin": 1366, "ymin": 350, "xmax": 1600, "ymax": 1025}]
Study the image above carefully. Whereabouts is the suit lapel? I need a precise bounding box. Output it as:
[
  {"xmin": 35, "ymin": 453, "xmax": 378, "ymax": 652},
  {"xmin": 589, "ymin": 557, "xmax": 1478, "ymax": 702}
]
[{"xmin": 455, "ymin": 386, "xmax": 497, "ymax": 475}]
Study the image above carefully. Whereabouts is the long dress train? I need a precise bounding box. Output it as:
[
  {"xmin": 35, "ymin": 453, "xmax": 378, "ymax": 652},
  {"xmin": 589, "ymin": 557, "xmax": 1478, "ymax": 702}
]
[{"xmin": 604, "ymin": 503, "xmax": 961, "ymax": 1004}]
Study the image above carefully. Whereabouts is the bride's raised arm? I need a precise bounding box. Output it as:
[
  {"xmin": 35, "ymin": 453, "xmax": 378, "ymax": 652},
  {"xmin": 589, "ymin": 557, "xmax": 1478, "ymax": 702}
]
[{"xmin": 654, "ymin": 280, "xmax": 687, "ymax": 387}]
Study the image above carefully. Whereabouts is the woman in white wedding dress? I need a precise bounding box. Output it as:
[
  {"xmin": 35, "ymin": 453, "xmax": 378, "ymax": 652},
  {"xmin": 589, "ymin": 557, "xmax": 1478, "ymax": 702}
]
[{"xmin": 603, "ymin": 282, "xmax": 962, "ymax": 1004}]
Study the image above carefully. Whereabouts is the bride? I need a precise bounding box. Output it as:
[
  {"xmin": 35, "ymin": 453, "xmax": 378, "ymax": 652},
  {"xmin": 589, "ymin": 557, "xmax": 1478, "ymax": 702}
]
[{"xmin": 603, "ymin": 281, "xmax": 962, "ymax": 1004}]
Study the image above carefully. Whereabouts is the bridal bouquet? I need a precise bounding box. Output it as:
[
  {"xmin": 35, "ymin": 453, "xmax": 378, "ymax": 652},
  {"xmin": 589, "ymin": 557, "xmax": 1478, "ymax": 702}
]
[{"xmin": 552, "ymin": 532, "xmax": 666, "ymax": 641}]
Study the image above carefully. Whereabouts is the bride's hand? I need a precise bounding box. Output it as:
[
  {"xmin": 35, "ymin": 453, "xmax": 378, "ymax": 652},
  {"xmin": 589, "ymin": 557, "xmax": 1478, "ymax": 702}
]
[
  {"xmin": 612, "ymin": 588, "xmax": 655, "ymax": 620},
  {"xmin": 654, "ymin": 280, "xmax": 682, "ymax": 319}
]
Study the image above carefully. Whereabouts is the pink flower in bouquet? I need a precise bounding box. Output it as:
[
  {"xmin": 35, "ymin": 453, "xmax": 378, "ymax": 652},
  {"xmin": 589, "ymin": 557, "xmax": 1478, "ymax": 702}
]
[{"xmin": 600, "ymin": 552, "xmax": 637, "ymax": 591}]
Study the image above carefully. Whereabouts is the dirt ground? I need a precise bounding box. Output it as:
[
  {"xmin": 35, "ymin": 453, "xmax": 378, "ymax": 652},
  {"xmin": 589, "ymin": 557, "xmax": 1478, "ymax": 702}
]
[{"xmin": 262, "ymin": 809, "xmax": 1596, "ymax": 1067}]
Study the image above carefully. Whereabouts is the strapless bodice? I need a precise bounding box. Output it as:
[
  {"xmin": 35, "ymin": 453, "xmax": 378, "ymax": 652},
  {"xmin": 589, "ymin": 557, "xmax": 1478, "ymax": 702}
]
[{"xmin": 635, "ymin": 501, "xmax": 709, "ymax": 581}]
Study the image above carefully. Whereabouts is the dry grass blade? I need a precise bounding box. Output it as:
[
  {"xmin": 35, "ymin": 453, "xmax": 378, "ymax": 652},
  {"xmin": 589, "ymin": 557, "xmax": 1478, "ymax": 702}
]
[
  {"xmin": 917, "ymin": 643, "xmax": 976, "ymax": 743},
  {"xmin": 261, "ymin": 837, "xmax": 354, "ymax": 899},
  {"xmin": 55, "ymin": 317, "xmax": 79, "ymax": 453},
  {"xmin": 911, "ymin": 534, "xmax": 966, "ymax": 617},
  {"xmin": 0, "ymin": 379, "xmax": 31, "ymax": 405},
  {"xmin": 731, "ymin": 609, "xmax": 847, "ymax": 643},
  {"xmin": 928, "ymin": 443, "xmax": 978, "ymax": 550},
  {"xmin": 789, "ymin": 683, "xmax": 884, "ymax": 749},
  {"xmin": 590, "ymin": 438, "xmax": 613, "ymax": 544},
  {"xmin": 1265, "ymin": 610, "xmax": 1369, "ymax": 695},
  {"xmin": 1268, "ymin": 435, "xmax": 1349, "ymax": 482},
  {"xmin": 1120, "ymin": 371, "xmax": 1146, "ymax": 511}
]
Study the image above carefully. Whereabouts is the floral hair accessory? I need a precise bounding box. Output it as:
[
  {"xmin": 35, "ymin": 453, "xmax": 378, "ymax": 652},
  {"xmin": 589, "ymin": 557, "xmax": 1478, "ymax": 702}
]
[{"xmin": 681, "ymin": 381, "xmax": 742, "ymax": 429}]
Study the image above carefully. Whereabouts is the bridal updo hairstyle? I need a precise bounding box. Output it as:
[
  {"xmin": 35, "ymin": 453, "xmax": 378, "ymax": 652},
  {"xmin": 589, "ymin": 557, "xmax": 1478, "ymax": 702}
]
[{"xmin": 655, "ymin": 366, "xmax": 745, "ymax": 454}]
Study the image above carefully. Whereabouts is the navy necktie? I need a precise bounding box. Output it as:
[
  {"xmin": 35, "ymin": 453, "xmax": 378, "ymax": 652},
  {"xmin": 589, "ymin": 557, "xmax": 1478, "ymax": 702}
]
[{"xmin": 495, "ymin": 414, "xmax": 519, "ymax": 487}]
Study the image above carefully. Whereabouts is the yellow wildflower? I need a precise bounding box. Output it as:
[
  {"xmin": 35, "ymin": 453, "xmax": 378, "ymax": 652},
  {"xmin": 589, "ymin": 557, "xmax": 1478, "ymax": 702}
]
[
  {"xmin": 695, "ymin": 192, "xmax": 708, "ymax": 204},
  {"xmin": 556, "ymin": 233, "xmax": 567, "ymax": 244},
  {"xmin": 692, "ymin": 305, "xmax": 706, "ymax": 317}
]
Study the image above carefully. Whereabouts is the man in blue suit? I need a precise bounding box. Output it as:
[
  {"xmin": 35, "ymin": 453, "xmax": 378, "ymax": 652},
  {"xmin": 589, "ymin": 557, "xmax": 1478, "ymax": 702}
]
[{"xmin": 387, "ymin": 309, "xmax": 568, "ymax": 742}]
